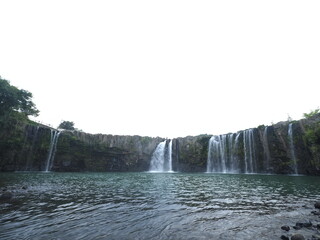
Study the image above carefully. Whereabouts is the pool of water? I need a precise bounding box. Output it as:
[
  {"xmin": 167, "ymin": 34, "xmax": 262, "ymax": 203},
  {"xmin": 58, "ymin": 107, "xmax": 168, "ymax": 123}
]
[{"xmin": 1, "ymin": 172, "xmax": 319, "ymax": 239}]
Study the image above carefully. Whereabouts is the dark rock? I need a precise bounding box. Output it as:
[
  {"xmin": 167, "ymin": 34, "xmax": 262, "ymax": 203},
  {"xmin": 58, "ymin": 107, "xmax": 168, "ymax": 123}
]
[
  {"xmin": 22, "ymin": 186, "xmax": 27, "ymax": 190},
  {"xmin": 0, "ymin": 191, "xmax": 13, "ymax": 201},
  {"xmin": 315, "ymin": 202, "xmax": 320, "ymax": 209},
  {"xmin": 291, "ymin": 234, "xmax": 305, "ymax": 240},
  {"xmin": 296, "ymin": 220, "xmax": 312, "ymax": 228},
  {"xmin": 281, "ymin": 225, "xmax": 291, "ymax": 231},
  {"xmin": 317, "ymin": 224, "xmax": 320, "ymax": 229},
  {"xmin": 311, "ymin": 211, "xmax": 320, "ymax": 215},
  {"xmin": 311, "ymin": 234, "xmax": 320, "ymax": 240},
  {"xmin": 293, "ymin": 226, "xmax": 302, "ymax": 230},
  {"xmin": 281, "ymin": 235, "xmax": 290, "ymax": 240}
]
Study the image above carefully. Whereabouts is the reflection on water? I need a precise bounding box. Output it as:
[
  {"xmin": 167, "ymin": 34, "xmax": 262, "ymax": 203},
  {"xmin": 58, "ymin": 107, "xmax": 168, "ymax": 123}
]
[{"xmin": 1, "ymin": 172, "xmax": 319, "ymax": 239}]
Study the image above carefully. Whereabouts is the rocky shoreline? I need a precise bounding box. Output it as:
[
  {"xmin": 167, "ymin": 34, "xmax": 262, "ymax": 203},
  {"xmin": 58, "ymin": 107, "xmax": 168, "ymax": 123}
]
[{"xmin": 280, "ymin": 202, "xmax": 320, "ymax": 240}]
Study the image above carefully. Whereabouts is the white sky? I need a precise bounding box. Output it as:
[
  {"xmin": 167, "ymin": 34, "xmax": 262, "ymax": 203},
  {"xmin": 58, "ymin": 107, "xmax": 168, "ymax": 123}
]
[{"xmin": 0, "ymin": 0, "xmax": 319, "ymax": 138}]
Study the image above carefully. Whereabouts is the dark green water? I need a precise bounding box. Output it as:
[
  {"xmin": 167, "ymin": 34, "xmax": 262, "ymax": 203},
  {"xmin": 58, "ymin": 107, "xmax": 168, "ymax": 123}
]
[{"xmin": 0, "ymin": 172, "xmax": 319, "ymax": 239}]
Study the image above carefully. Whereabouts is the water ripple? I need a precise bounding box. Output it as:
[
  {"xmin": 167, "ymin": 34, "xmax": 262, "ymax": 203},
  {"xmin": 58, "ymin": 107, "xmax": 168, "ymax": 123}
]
[{"xmin": 1, "ymin": 172, "xmax": 320, "ymax": 240}]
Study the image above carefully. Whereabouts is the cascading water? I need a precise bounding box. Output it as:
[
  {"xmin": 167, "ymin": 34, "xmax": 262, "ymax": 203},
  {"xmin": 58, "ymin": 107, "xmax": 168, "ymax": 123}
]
[
  {"xmin": 149, "ymin": 140, "xmax": 173, "ymax": 172},
  {"xmin": 219, "ymin": 135, "xmax": 227, "ymax": 172},
  {"xmin": 227, "ymin": 133, "xmax": 234, "ymax": 170},
  {"xmin": 206, "ymin": 134, "xmax": 232, "ymax": 173},
  {"xmin": 231, "ymin": 132, "xmax": 241, "ymax": 172},
  {"xmin": 207, "ymin": 130, "xmax": 258, "ymax": 174},
  {"xmin": 207, "ymin": 136, "xmax": 222, "ymax": 173},
  {"xmin": 262, "ymin": 126, "xmax": 271, "ymax": 172},
  {"xmin": 168, "ymin": 140, "xmax": 173, "ymax": 172},
  {"xmin": 206, "ymin": 137, "xmax": 214, "ymax": 173},
  {"xmin": 243, "ymin": 129, "xmax": 256, "ymax": 173},
  {"xmin": 288, "ymin": 123, "xmax": 298, "ymax": 174},
  {"xmin": 45, "ymin": 130, "xmax": 60, "ymax": 172}
]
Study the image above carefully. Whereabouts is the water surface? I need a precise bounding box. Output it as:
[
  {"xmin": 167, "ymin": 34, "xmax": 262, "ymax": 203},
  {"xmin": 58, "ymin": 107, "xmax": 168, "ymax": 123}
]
[{"xmin": 1, "ymin": 172, "xmax": 319, "ymax": 239}]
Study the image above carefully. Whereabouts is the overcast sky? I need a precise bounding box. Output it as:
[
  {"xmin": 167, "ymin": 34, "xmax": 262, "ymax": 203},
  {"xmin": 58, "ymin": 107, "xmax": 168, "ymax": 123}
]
[{"xmin": 1, "ymin": 0, "xmax": 319, "ymax": 138}]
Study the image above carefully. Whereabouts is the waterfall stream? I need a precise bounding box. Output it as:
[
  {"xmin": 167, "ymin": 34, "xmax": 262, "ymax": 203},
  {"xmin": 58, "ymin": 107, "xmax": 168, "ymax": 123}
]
[
  {"xmin": 207, "ymin": 133, "xmax": 239, "ymax": 173},
  {"xmin": 207, "ymin": 129, "xmax": 258, "ymax": 174},
  {"xmin": 149, "ymin": 140, "xmax": 173, "ymax": 172},
  {"xmin": 243, "ymin": 129, "xmax": 256, "ymax": 173},
  {"xmin": 168, "ymin": 140, "xmax": 173, "ymax": 172},
  {"xmin": 45, "ymin": 130, "xmax": 60, "ymax": 172}
]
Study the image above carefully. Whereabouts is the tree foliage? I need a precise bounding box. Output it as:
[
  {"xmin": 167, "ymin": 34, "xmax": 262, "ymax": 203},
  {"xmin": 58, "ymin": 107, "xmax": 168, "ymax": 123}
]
[
  {"xmin": 0, "ymin": 77, "xmax": 39, "ymax": 117},
  {"xmin": 58, "ymin": 121, "xmax": 75, "ymax": 130},
  {"xmin": 303, "ymin": 108, "xmax": 320, "ymax": 119}
]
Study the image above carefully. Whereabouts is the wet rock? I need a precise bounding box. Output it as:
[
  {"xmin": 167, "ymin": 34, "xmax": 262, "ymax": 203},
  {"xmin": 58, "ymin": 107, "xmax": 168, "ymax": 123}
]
[
  {"xmin": 22, "ymin": 186, "xmax": 27, "ymax": 190},
  {"xmin": 281, "ymin": 235, "xmax": 290, "ymax": 240},
  {"xmin": 296, "ymin": 220, "xmax": 312, "ymax": 228},
  {"xmin": 311, "ymin": 234, "xmax": 320, "ymax": 240},
  {"xmin": 291, "ymin": 234, "xmax": 305, "ymax": 240},
  {"xmin": 315, "ymin": 202, "xmax": 320, "ymax": 209},
  {"xmin": 293, "ymin": 226, "xmax": 302, "ymax": 230},
  {"xmin": 281, "ymin": 225, "xmax": 291, "ymax": 231},
  {"xmin": 0, "ymin": 191, "xmax": 13, "ymax": 201},
  {"xmin": 311, "ymin": 210, "xmax": 320, "ymax": 215}
]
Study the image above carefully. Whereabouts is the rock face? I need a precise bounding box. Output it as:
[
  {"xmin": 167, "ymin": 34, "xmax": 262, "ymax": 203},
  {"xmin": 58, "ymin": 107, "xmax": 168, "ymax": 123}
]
[
  {"xmin": 0, "ymin": 114, "xmax": 320, "ymax": 174},
  {"xmin": 291, "ymin": 234, "xmax": 305, "ymax": 240},
  {"xmin": 0, "ymin": 124, "xmax": 164, "ymax": 172},
  {"xmin": 54, "ymin": 131, "xmax": 164, "ymax": 172}
]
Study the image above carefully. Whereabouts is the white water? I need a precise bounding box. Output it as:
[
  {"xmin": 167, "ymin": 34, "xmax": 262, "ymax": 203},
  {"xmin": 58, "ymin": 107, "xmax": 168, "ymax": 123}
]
[
  {"xmin": 243, "ymin": 129, "xmax": 256, "ymax": 173},
  {"xmin": 288, "ymin": 123, "xmax": 298, "ymax": 174},
  {"xmin": 206, "ymin": 137, "xmax": 214, "ymax": 173},
  {"xmin": 207, "ymin": 136, "xmax": 220, "ymax": 173},
  {"xmin": 45, "ymin": 130, "xmax": 60, "ymax": 172},
  {"xmin": 149, "ymin": 140, "xmax": 173, "ymax": 172},
  {"xmin": 231, "ymin": 132, "xmax": 241, "ymax": 172},
  {"xmin": 227, "ymin": 133, "xmax": 234, "ymax": 170},
  {"xmin": 168, "ymin": 140, "xmax": 173, "ymax": 172},
  {"xmin": 208, "ymin": 129, "xmax": 259, "ymax": 174},
  {"xmin": 206, "ymin": 135, "xmax": 229, "ymax": 173}
]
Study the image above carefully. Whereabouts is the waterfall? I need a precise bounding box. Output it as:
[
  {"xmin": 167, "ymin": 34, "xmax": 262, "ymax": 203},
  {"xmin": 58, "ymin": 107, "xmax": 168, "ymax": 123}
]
[
  {"xmin": 207, "ymin": 136, "xmax": 218, "ymax": 173},
  {"xmin": 288, "ymin": 123, "xmax": 298, "ymax": 174},
  {"xmin": 262, "ymin": 126, "xmax": 271, "ymax": 172},
  {"xmin": 219, "ymin": 135, "xmax": 227, "ymax": 172},
  {"xmin": 206, "ymin": 135, "xmax": 228, "ymax": 173},
  {"xmin": 149, "ymin": 140, "xmax": 173, "ymax": 172},
  {"xmin": 228, "ymin": 133, "xmax": 234, "ymax": 170},
  {"xmin": 207, "ymin": 133, "xmax": 243, "ymax": 173},
  {"xmin": 231, "ymin": 132, "xmax": 241, "ymax": 172},
  {"xmin": 168, "ymin": 140, "xmax": 173, "ymax": 172},
  {"xmin": 45, "ymin": 130, "xmax": 60, "ymax": 172},
  {"xmin": 243, "ymin": 129, "xmax": 256, "ymax": 173},
  {"xmin": 206, "ymin": 137, "xmax": 214, "ymax": 173}
]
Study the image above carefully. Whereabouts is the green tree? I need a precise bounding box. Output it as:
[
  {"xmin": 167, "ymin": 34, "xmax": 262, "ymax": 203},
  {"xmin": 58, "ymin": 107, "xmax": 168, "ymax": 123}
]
[
  {"xmin": 303, "ymin": 108, "xmax": 320, "ymax": 119},
  {"xmin": 0, "ymin": 77, "xmax": 39, "ymax": 117},
  {"xmin": 58, "ymin": 121, "xmax": 75, "ymax": 130}
]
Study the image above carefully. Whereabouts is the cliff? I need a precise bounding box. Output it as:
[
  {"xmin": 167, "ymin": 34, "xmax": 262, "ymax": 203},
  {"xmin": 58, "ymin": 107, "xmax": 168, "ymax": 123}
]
[{"xmin": 0, "ymin": 114, "xmax": 320, "ymax": 175}]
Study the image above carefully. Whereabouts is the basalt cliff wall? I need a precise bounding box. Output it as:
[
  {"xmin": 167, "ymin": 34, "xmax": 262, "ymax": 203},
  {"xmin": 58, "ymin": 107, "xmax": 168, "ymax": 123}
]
[
  {"xmin": 0, "ymin": 114, "xmax": 320, "ymax": 175},
  {"xmin": 0, "ymin": 123, "xmax": 164, "ymax": 172}
]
